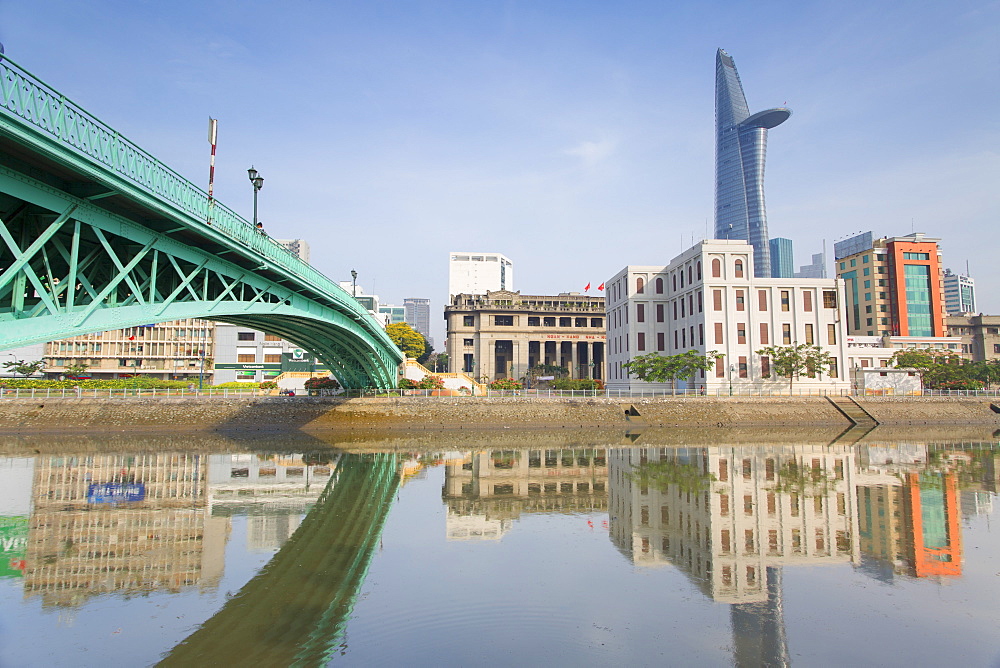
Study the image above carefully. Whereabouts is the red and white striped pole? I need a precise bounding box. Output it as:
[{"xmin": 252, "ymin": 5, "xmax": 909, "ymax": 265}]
[{"xmin": 207, "ymin": 117, "xmax": 218, "ymax": 225}]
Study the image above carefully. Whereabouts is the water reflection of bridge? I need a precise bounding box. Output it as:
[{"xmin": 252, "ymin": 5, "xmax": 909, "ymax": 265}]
[{"xmin": 162, "ymin": 453, "xmax": 399, "ymax": 666}]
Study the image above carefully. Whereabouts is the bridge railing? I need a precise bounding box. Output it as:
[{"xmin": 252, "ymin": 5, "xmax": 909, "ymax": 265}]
[{"xmin": 0, "ymin": 55, "xmax": 372, "ymax": 324}]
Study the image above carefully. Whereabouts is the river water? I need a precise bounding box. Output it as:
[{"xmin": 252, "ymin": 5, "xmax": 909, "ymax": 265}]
[{"xmin": 0, "ymin": 427, "xmax": 998, "ymax": 667}]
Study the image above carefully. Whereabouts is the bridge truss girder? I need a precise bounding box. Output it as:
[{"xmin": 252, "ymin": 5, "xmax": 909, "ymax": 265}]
[{"xmin": 0, "ymin": 166, "xmax": 400, "ymax": 389}]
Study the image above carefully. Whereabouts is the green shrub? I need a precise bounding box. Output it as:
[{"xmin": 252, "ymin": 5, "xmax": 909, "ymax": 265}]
[
  {"xmin": 0, "ymin": 378, "xmax": 193, "ymax": 389},
  {"xmin": 488, "ymin": 378, "xmax": 522, "ymax": 390},
  {"xmin": 551, "ymin": 378, "xmax": 602, "ymax": 391},
  {"xmin": 259, "ymin": 381, "xmax": 278, "ymax": 389}
]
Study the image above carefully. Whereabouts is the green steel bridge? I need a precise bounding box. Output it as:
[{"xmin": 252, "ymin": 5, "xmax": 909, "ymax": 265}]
[
  {"xmin": 161, "ymin": 452, "xmax": 400, "ymax": 666},
  {"xmin": 0, "ymin": 55, "xmax": 402, "ymax": 388}
]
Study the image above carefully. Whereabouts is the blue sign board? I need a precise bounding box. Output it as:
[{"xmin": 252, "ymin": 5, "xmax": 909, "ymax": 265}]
[{"xmin": 87, "ymin": 482, "xmax": 146, "ymax": 504}]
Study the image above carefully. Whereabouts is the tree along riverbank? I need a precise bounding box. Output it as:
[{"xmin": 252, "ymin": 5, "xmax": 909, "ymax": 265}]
[{"xmin": 0, "ymin": 396, "xmax": 998, "ymax": 434}]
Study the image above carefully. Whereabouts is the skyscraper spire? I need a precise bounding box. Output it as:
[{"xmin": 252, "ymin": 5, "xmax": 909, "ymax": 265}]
[{"xmin": 715, "ymin": 49, "xmax": 791, "ymax": 278}]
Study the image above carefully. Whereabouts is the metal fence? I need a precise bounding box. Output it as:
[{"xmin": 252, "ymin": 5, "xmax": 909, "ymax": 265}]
[{"xmin": 2, "ymin": 387, "xmax": 998, "ymax": 400}]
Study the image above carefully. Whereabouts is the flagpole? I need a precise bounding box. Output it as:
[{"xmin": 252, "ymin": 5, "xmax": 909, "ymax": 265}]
[{"xmin": 207, "ymin": 118, "xmax": 218, "ymax": 225}]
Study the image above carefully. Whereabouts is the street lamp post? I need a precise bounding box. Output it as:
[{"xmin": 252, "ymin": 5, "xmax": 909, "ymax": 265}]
[
  {"xmin": 729, "ymin": 364, "xmax": 736, "ymax": 396},
  {"xmin": 247, "ymin": 167, "xmax": 264, "ymax": 227},
  {"xmin": 351, "ymin": 269, "xmax": 358, "ymax": 298},
  {"xmin": 197, "ymin": 319, "xmax": 207, "ymax": 391}
]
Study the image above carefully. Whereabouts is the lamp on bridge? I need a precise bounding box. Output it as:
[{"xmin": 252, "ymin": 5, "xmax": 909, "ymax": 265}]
[
  {"xmin": 351, "ymin": 269, "xmax": 358, "ymax": 298},
  {"xmin": 247, "ymin": 166, "xmax": 264, "ymax": 227}
]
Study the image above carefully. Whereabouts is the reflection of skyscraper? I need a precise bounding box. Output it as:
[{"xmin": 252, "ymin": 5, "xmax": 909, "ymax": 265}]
[
  {"xmin": 24, "ymin": 453, "xmax": 227, "ymax": 607},
  {"xmin": 442, "ymin": 448, "xmax": 608, "ymax": 540},
  {"xmin": 730, "ymin": 567, "xmax": 789, "ymax": 668},
  {"xmin": 715, "ymin": 49, "xmax": 791, "ymax": 278}
]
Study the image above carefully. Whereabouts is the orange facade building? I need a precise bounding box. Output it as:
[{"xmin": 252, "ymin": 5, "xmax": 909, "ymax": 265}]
[{"xmin": 835, "ymin": 232, "xmax": 946, "ymax": 337}]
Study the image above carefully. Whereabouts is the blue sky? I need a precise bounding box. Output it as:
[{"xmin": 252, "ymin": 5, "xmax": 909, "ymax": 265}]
[{"xmin": 3, "ymin": 0, "xmax": 998, "ymax": 345}]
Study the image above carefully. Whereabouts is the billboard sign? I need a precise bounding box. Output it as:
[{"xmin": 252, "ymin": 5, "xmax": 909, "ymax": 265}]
[{"xmin": 87, "ymin": 482, "xmax": 146, "ymax": 504}]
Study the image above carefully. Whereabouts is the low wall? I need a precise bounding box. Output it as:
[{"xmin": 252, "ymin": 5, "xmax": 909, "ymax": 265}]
[{"xmin": 0, "ymin": 396, "xmax": 997, "ymax": 433}]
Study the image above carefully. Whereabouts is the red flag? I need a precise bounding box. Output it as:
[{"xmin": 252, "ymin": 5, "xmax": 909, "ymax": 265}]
[
  {"xmin": 584, "ymin": 282, "xmax": 591, "ymax": 292},
  {"xmin": 597, "ymin": 282, "xmax": 605, "ymax": 291}
]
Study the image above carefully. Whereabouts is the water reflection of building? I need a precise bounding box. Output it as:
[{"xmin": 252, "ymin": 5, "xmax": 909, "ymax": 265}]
[
  {"xmin": 24, "ymin": 454, "xmax": 227, "ymax": 607},
  {"xmin": 610, "ymin": 445, "xmax": 859, "ymax": 602},
  {"xmin": 610, "ymin": 444, "xmax": 859, "ymax": 667},
  {"xmin": 856, "ymin": 443, "xmax": 964, "ymax": 581},
  {"xmin": 442, "ymin": 448, "xmax": 608, "ymax": 540},
  {"xmin": 207, "ymin": 454, "xmax": 334, "ymax": 551},
  {"xmin": 0, "ymin": 457, "xmax": 35, "ymax": 580}
]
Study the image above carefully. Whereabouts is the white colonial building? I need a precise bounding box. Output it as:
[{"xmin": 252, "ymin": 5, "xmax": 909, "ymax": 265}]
[{"xmin": 606, "ymin": 240, "xmax": 851, "ymax": 393}]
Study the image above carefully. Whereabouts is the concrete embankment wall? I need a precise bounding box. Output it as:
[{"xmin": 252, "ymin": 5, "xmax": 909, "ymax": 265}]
[{"xmin": 0, "ymin": 396, "xmax": 998, "ymax": 433}]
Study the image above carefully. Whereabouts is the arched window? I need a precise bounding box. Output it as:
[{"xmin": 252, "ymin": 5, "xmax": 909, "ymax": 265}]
[
  {"xmin": 636, "ymin": 277, "xmax": 644, "ymax": 294},
  {"xmin": 688, "ymin": 266, "xmax": 693, "ymax": 284},
  {"xmin": 735, "ymin": 259, "xmax": 744, "ymax": 278},
  {"xmin": 697, "ymin": 261, "xmax": 702, "ymax": 280},
  {"xmin": 655, "ymin": 277, "xmax": 664, "ymax": 294},
  {"xmin": 672, "ymin": 274, "xmax": 677, "ymax": 291},
  {"xmin": 712, "ymin": 258, "xmax": 721, "ymax": 278}
]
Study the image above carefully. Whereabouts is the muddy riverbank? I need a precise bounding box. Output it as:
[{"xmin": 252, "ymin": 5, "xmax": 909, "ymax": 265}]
[{"xmin": 0, "ymin": 395, "xmax": 997, "ymax": 434}]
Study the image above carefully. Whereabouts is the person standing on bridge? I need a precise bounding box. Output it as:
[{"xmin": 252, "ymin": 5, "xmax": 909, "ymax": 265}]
[{"xmin": 255, "ymin": 221, "xmax": 266, "ymax": 236}]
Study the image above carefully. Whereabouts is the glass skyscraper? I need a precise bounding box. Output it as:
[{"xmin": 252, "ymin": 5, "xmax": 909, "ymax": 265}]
[
  {"xmin": 715, "ymin": 49, "xmax": 791, "ymax": 277},
  {"xmin": 768, "ymin": 237, "xmax": 794, "ymax": 278}
]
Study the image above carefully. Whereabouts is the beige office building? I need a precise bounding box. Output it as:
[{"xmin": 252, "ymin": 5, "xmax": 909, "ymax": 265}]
[
  {"xmin": 44, "ymin": 318, "xmax": 215, "ymax": 381},
  {"xmin": 946, "ymin": 314, "xmax": 1000, "ymax": 361},
  {"xmin": 445, "ymin": 290, "xmax": 606, "ymax": 380}
]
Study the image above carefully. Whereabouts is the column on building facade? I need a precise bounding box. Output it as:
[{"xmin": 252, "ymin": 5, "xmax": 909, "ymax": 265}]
[
  {"xmin": 569, "ymin": 340, "xmax": 578, "ymax": 379},
  {"xmin": 514, "ymin": 339, "xmax": 530, "ymax": 379}
]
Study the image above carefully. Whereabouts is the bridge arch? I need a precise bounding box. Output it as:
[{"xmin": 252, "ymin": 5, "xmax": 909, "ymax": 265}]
[{"xmin": 0, "ymin": 55, "xmax": 403, "ymax": 388}]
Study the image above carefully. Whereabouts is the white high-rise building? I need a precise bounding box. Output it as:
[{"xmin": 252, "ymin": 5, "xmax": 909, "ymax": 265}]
[
  {"xmin": 943, "ymin": 268, "xmax": 976, "ymax": 315},
  {"xmin": 448, "ymin": 252, "xmax": 513, "ymax": 299}
]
